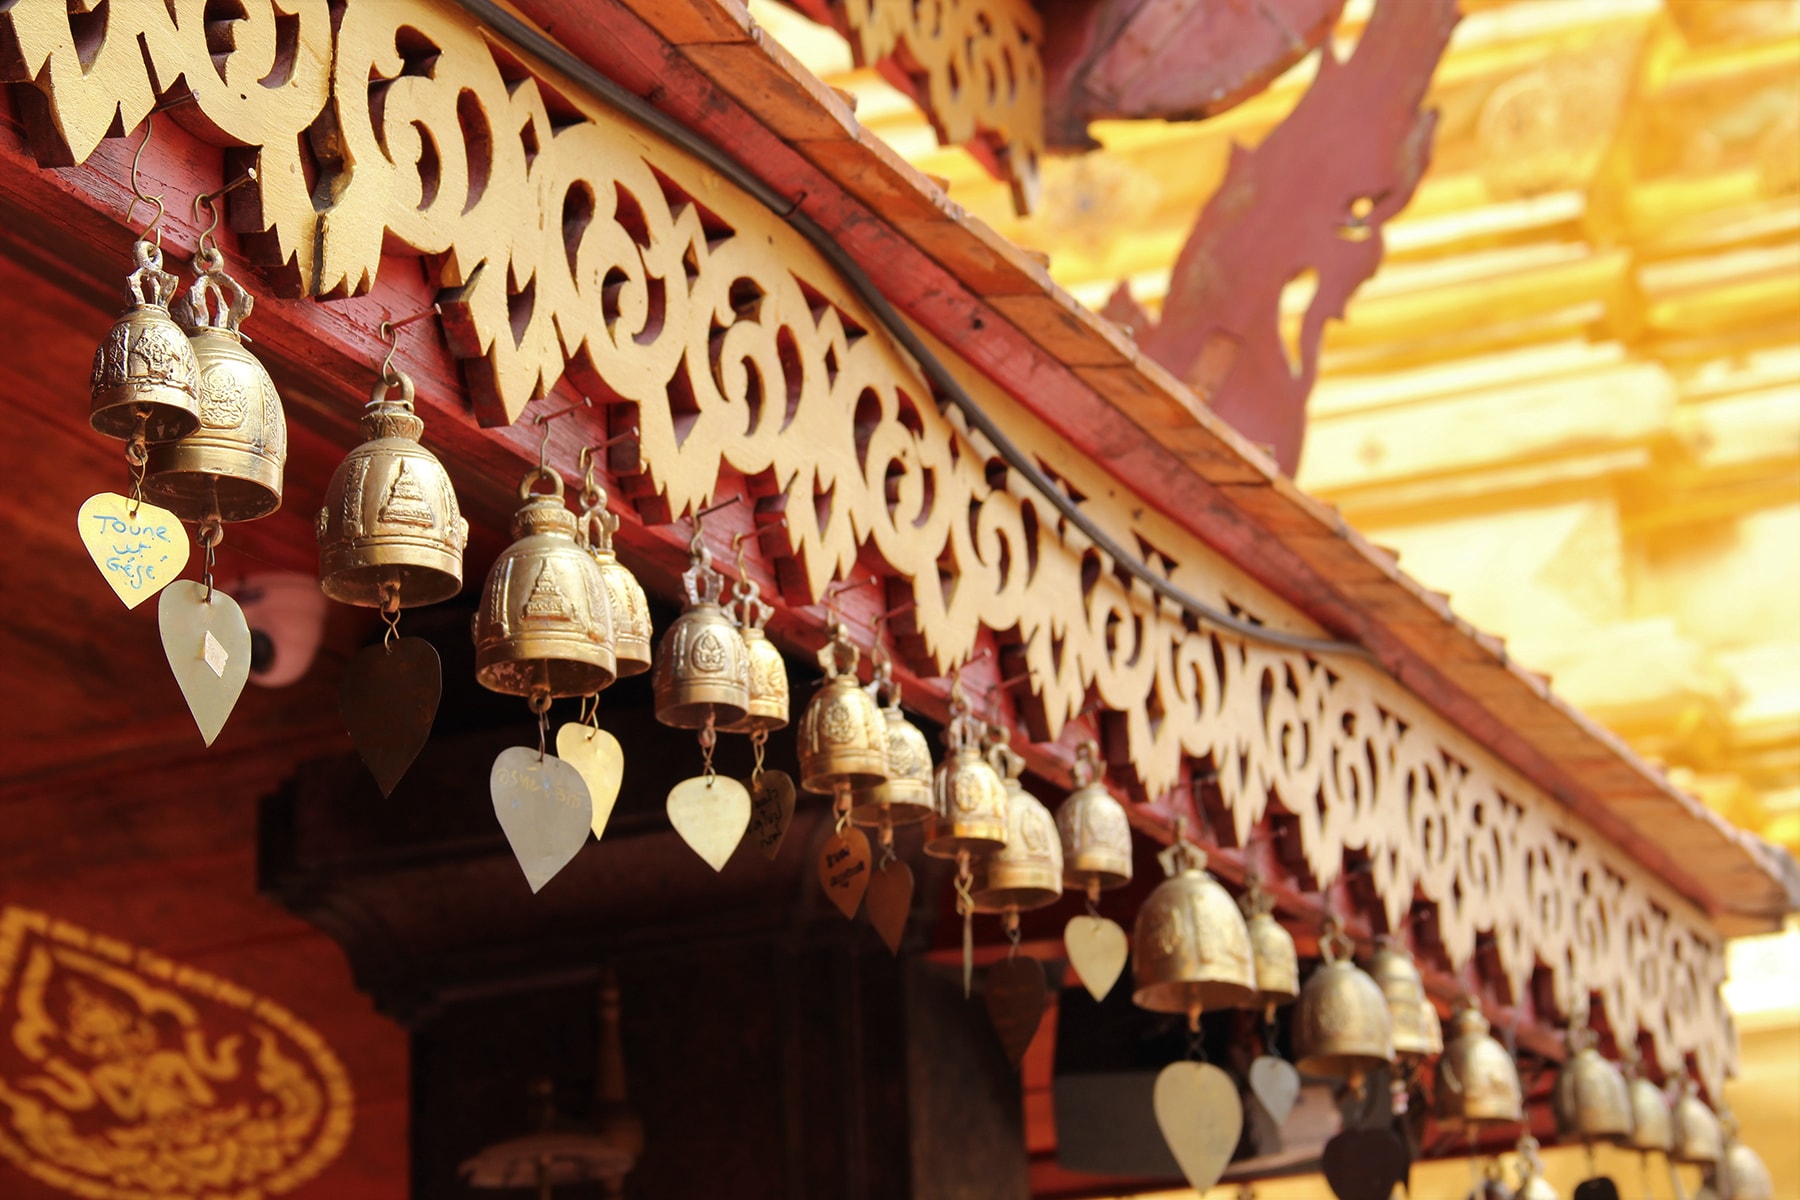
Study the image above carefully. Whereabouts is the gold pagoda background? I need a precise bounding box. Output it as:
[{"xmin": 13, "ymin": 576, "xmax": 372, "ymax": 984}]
[{"xmin": 754, "ymin": 0, "xmax": 1799, "ymax": 1194}]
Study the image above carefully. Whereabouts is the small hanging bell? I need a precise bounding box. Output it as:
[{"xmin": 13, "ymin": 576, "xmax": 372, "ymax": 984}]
[
  {"xmin": 720, "ymin": 569, "xmax": 788, "ymax": 735},
  {"xmin": 317, "ymin": 369, "xmax": 468, "ymax": 608},
  {"xmin": 146, "ymin": 242, "xmax": 285, "ymax": 523},
  {"xmin": 1670, "ymin": 1077, "xmax": 1722, "ymax": 1166},
  {"xmin": 924, "ymin": 676, "xmax": 1009, "ymax": 859},
  {"xmin": 1552, "ymin": 1010, "xmax": 1632, "ymax": 1147},
  {"xmin": 473, "ymin": 467, "xmax": 617, "ymax": 701},
  {"xmin": 1239, "ymin": 880, "xmax": 1299, "ymax": 1016},
  {"xmin": 1132, "ymin": 833, "xmax": 1257, "ymax": 1019},
  {"xmin": 1514, "ymin": 1136, "xmax": 1560, "ymax": 1200},
  {"xmin": 1718, "ymin": 1113, "xmax": 1775, "ymax": 1200},
  {"xmin": 1056, "ymin": 741, "xmax": 1132, "ymax": 896},
  {"xmin": 1293, "ymin": 920, "xmax": 1393, "ymax": 1092},
  {"xmin": 1625, "ymin": 1055, "xmax": 1673, "ymax": 1153},
  {"xmin": 795, "ymin": 618, "xmax": 888, "ymax": 800},
  {"xmin": 90, "ymin": 237, "xmax": 201, "ymax": 445},
  {"xmin": 1435, "ymin": 997, "xmax": 1523, "ymax": 1134},
  {"xmin": 1368, "ymin": 937, "xmax": 1438, "ymax": 1062},
  {"xmin": 578, "ymin": 454, "xmax": 652, "ymax": 678},
  {"xmin": 972, "ymin": 741, "xmax": 1064, "ymax": 914},
  {"xmin": 652, "ymin": 525, "xmax": 751, "ymax": 730},
  {"xmin": 849, "ymin": 651, "xmax": 934, "ymax": 828}
]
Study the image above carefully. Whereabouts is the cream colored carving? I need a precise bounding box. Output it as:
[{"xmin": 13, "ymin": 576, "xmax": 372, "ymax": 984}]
[
  {"xmin": 838, "ymin": 0, "xmax": 1046, "ymax": 213},
  {"xmin": 0, "ymin": 0, "xmax": 1733, "ymax": 1088}
]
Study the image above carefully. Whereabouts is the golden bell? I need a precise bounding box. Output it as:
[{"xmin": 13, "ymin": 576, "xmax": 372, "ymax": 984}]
[
  {"xmin": 1368, "ymin": 937, "xmax": 1438, "ymax": 1060},
  {"xmin": 89, "ymin": 239, "xmax": 201, "ymax": 444},
  {"xmin": 1056, "ymin": 741, "xmax": 1131, "ymax": 895},
  {"xmin": 1293, "ymin": 923, "xmax": 1393, "ymax": 1088},
  {"xmin": 1435, "ymin": 997, "xmax": 1523, "ymax": 1133},
  {"xmin": 720, "ymin": 575, "xmax": 788, "ymax": 734},
  {"xmin": 1552, "ymin": 1024, "xmax": 1632, "ymax": 1146},
  {"xmin": 924, "ymin": 684, "xmax": 1008, "ymax": 858},
  {"xmin": 145, "ymin": 248, "xmax": 286, "ymax": 523},
  {"xmin": 473, "ymin": 467, "xmax": 617, "ymax": 700},
  {"xmin": 1240, "ymin": 880, "xmax": 1299, "ymax": 1013},
  {"xmin": 652, "ymin": 534, "xmax": 750, "ymax": 730},
  {"xmin": 794, "ymin": 620, "xmax": 887, "ymax": 793},
  {"xmin": 317, "ymin": 370, "xmax": 468, "ymax": 608},
  {"xmin": 580, "ymin": 491, "xmax": 651, "ymax": 678},
  {"xmin": 1132, "ymin": 839, "xmax": 1257, "ymax": 1017},
  {"xmin": 1720, "ymin": 1125, "xmax": 1775, "ymax": 1200},
  {"xmin": 1420, "ymin": 992, "xmax": 1445, "ymax": 1057},
  {"xmin": 972, "ymin": 742, "xmax": 1064, "ymax": 913},
  {"xmin": 1670, "ymin": 1077, "xmax": 1722, "ymax": 1166},
  {"xmin": 1625, "ymin": 1059, "xmax": 1672, "ymax": 1153},
  {"xmin": 850, "ymin": 657, "xmax": 934, "ymax": 827},
  {"xmin": 1515, "ymin": 1137, "xmax": 1560, "ymax": 1200}
]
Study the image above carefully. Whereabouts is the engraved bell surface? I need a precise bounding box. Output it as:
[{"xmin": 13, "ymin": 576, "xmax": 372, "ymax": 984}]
[
  {"xmin": 972, "ymin": 744, "xmax": 1064, "ymax": 913},
  {"xmin": 1056, "ymin": 742, "xmax": 1131, "ymax": 895},
  {"xmin": 474, "ymin": 467, "xmax": 617, "ymax": 700},
  {"xmin": 795, "ymin": 624, "xmax": 888, "ymax": 793},
  {"xmin": 580, "ymin": 495, "xmax": 651, "ymax": 678},
  {"xmin": 924, "ymin": 679, "xmax": 1009, "ymax": 858},
  {"xmin": 1720, "ymin": 1131, "xmax": 1775, "ymax": 1200},
  {"xmin": 1292, "ymin": 925, "xmax": 1394, "ymax": 1088},
  {"xmin": 1626, "ymin": 1064, "xmax": 1672, "ymax": 1153},
  {"xmin": 1552, "ymin": 1023, "xmax": 1632, "ymax": 1146},
  {"xmin": 317, "ymin": 371, "xmax": 468, "ymax": 608},
  {"xmin": 850, "ymin": 660, "xmax": 934, "ymax": 827},
  {"xmin": 146, "ymin": 251, "xmax": 285, "ymax": 523},
  {"xmin": 720, "ymin": 575, "xmax": 787, "ymax": 734},
  {"xmin": 1368, "ymin": 937, "xmax": 1437, "ymax": 1060},
  {"xmin": 1670, "ymin": 1078, "xmax": 1722, "ymax": 1166},
  {"xmin": 652, "ymin": 535, "xmax": 751, "ymax": 731},
  {"xmin": 1434, "ymin": 997, "xmax": 1523, "ymax": 1133},
  {"xmin": 1241, "ymin": 882, "xmax": 1299, "ymax": 1012},
  {"xmin": 90, "ymin": 239, "xmax": 201, "ymax": 444},
  {"xmin": 1131, "ymin": 841, "xmax": 1257, "ymax": 1016}
]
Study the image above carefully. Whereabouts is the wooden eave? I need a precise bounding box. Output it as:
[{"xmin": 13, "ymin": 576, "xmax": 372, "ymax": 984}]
[{"xmin": 499, "ymin": 0, "xmax": 1799, "ymax": 926}]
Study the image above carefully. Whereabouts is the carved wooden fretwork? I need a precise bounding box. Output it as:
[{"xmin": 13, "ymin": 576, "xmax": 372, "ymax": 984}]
[
  {"xmin": 0, "ymin": 0, "xmax": 1731, "ymax": 1089},
  {"xmin": 831, "ymin": 0, "xmax": 1046, "ymax": 213}
]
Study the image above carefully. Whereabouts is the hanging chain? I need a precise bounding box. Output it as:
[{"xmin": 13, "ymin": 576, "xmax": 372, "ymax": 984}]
[
  {"xmin": 877, "ymin": 818, "xmax": 896, "ymax": 869},
  {"xmin": 750, "ymin": 727, "xmax": 767, "ymax": 782},
  {"xmin": 197, "ymin": 517, "xmax": 222, "ymax": 602},
  {"xmin": 530, "ymin": 691, "xmax": 552, "ymax": 760},
  {"xmin": 125, "ymin": 411, "xmax": 149, "ymax": 517},
  {"xmin": 379, "ymin": 579, "xmax": 402, "ymax": 650},
  {"xmin": 699, "ymin": 710, "xmax": 716, "ymax": 781}
]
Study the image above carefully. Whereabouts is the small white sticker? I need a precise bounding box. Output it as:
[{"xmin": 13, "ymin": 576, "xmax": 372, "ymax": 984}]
[{"xmin": 203, "ymin": 629, "xmax": 229, "ymax": 678}]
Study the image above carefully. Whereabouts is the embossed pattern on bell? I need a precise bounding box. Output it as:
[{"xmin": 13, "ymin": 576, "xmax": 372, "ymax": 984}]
[
  {"xmin": 1056, "ymin": 780, "xmax": 1132, "ymax": 892},
  {"xmin": 317, "ymin": 374, "xmax": 467, "ymax": 607},
  {"xmin": 1670, "ymin": 1079, "xmax": 1722, "ymax": 1165},
  {"xmin": 474, "ymin": 474, "xmax": 617, "ymax": 699},
  {"xmin": 1434, "ymin": 999, "xmax": 1523, "ymax": 1131},
  {"xmin": 1292, "ymin": 955, "xmax": 1395, "ymax": 1082},
  {"xmin": 721, "ymin": 626, "xmax": 789, "ymax": 733},
  {"xmin": 1244, "ymin": 911, "xmax": 1300, "ymax": 1008},
  {"xmin": 652, "ymin": 605, "xmax": 750, "ymax": 730},
  {"xmin": 144, "ymin": 328, "xmax": 287, "ymax": 522},
  {"xmin": 972, "ymin": 761, "xmax": 1064, "ymax": 912},
  {"xmin": 850, "ymin": 706, "xmax": 936, "ymax": 826},
  {"xmin": 1131, "ymin": 865, "xmax": 1258, "ymax": 1014},
  {"xmin": 1552, "ymin": 1042, "xmax": 1632, "ymax": 1145},
  {"xmin": 1626, "ymin": 1072, "xmax": 1672, "ymax": 1152},
  {"xmin": 1368, "ymin": 938, "xmax": 1436, "ymax": 1059},
  {"xmin": 583, "ymin": 505, "xmax": 652, "ymax": 677},
  {"xmin": 796, "ymin": 674, "xmax": 888, "ymax": 792},
  {"xmin": 89, "ymin": 241, "xmax": 201, "ymax": 443},
  {"xmin": 924, "ymin": 745, "xmax": 1008, "ymax": 857}
]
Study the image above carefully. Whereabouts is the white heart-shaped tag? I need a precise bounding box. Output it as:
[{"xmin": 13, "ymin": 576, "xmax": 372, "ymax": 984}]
[
  {"xmin": 1249, "ymin": 1055, "xmax": 1301, "ymax": 1126},
  {"xmin": 1153, "ymin": 1061, "xmax": 1242, "ymax": 1193},
  {"xmin": 81, "ymin": 493, "xmax": 188, "ymax": 608},
  {"xmin": 1064, "ymin": 914, "xmax": 1129, "ymax": 1002},
  {"xmin": 158, "ymin": 581, "xmax": 250, "ymax": 745},
  {"xmin": 490, "ymin": 747, "xmax": 593, "ymax": 893},
  {"xmin": 667, "ymin": 775, "xmax": 750, "ymax": 872},
  {"xmin": 556, "ymin": 723, "xmax": 625, "ymax": 840}
]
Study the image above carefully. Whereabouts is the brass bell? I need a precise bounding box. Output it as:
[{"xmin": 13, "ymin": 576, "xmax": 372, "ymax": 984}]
[
  {"xmin": 971, "ymin": 741, "xmax": 1064, "ymax": 913},
  {"xmin": 924, "ymin": 677, "xmax": 1008, "ymax": 859},
  {"xmin": 1240, "ymin": 878, "xmax": 1299, "ymax": 1015},
  {"xmin": 1552, "ymin": 1016, "xmax": 1632, "ymax": 1146},
  {"xmin": 1056, "ymin": 741, "xmax": 1132, "ymax": 898},
  {"xmin": 1514, "ymin": 1136, "xmax": 1560, "ymax": 1200},
  {"xmin": 1293, "ymin": 920, "xmax": 1393, "ymax": 1090},
  {"xmin": 849, "ymin": 652, "xmax": 934, "ymax": 828},
  {"xmin": 1435, "ymin": 997, "xmax": 1523, "ymax": 1133},
  {"xmin": 1719, "ymin": 1115, "xmax": 1775, "ymax": 1200},
  {"xmin": 794, "ymin": 618, "xmax": 887, "ymax": 796},
  {"xmin": 720, "ymin": 568, "xmax": 788, "ymax": 735},
  {"xmin": 1625, "ymin": 1056, "xmax": 1673, "ymax": 1153},
  {"xmin": 89, "ymin": 238, "xmax": 201, "ymax": 445},
  {"xmin": 473, "ymin": 467, "xmax": 617, "ymax": 700},
  {"xmin": 146, "ymin": 244, "xmax": 285, "ymax": 523},
  {"xmin": 578, "ymin": 456, "xmax": 651, "ymax": 678},
  {"xmin": 1131, "ymin": 835, "xmax": 1257, "ymax": 1019},
  {"xmin": 1670, "ymin": 1077, "xmax": 1722, "ymax": 1166},
  {"xmin": 317, "ymin": 369, "xmax": 468, "ymax": 608},
  {"xmin": 652, "ymin": 528, "xmax": 751, "ymax": 730},
  {"xmin": 1420, "ymin": 990, "xmax": 1445, "ymax": 1057},
  {"xmin": 1368, "ymin": 937, "xmax": 1438, "ymax": 1061}
]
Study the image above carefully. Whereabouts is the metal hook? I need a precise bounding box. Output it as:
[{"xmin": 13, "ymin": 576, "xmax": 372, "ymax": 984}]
[
  {"xmin": 378, "ymin": 304, "xmax": 441, "ymax": 384},
  {"xmin": 192, "ymin": 167, "xmax": 259, "ymax": 255},
  {"xmin": 533, "ymin": 397, "xmax": 590, "ymax": 469},
  {"xmin": 576, "ymin": 423, "xmax": 641, "ymax": 473},
  {"xmin": 122, "ymin": 114, "xmax": 166, "ymax": 244},
  {"xmin": 695, "ymin": 495, "xmax": 741, "ymax": 521}
]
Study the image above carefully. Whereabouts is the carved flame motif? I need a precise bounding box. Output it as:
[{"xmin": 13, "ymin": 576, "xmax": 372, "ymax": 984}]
[{"xmin": 0, "ymin": 907, "xmax": 353, "ymax": 1199}]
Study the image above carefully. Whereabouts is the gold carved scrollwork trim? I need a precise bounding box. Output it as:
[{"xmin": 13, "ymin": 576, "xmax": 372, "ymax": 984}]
[{"xmin": 0, "ymin": 0, "xmax": 1733, "ymax": 1088}]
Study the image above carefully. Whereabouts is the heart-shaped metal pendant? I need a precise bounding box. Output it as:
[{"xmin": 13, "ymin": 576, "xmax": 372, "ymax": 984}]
[
  {"xmin": 490, "ymin": 747, "xmax": 593, "ymax": 893},
  {"xmin": 1320, "ymin": 1128, "xmax": 1408, "ymax": 1200},
  {"xmin": 819, "ymin": 826, "xmax": 872, "ymax": 918},
  {"xmin": 1064, "ymin": 914, "xmax": 1128, "ymax": 1002},
  {"xmin": 1152, "ymin": 1061, "xmax": 1242, "ymax": 1193},
  {"xmin": 556, "ymin": 723, "xmax": 625, "ymax": 840},
  {"xmin": 985, "ymin": 956, "xmax": 1048, "ymax": 1067},
  {"xmin": 746, "ymin": 770, "xmax": 796, "ymax": 860},
  {"xmin": 158, "ymin": 581, "xmax": 251, "ymax": 746},
  {"xmin": 340, "ymin": 637, "xmax": 441, "ymax": 796},
  {"xmin": 865, "ymin": 859, "xmax": 913, "ymax": 954},
  {"xmin": 667, "ymin": 775, "xmax": 751, "ymax": 872},
  {"xmin": 79, "ymin": 493, "xmax": 188, "ymax": 608},
  {"xmin": 1248, "ymin": 1055, "xmax": 1301, "ymax": 1126}
]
